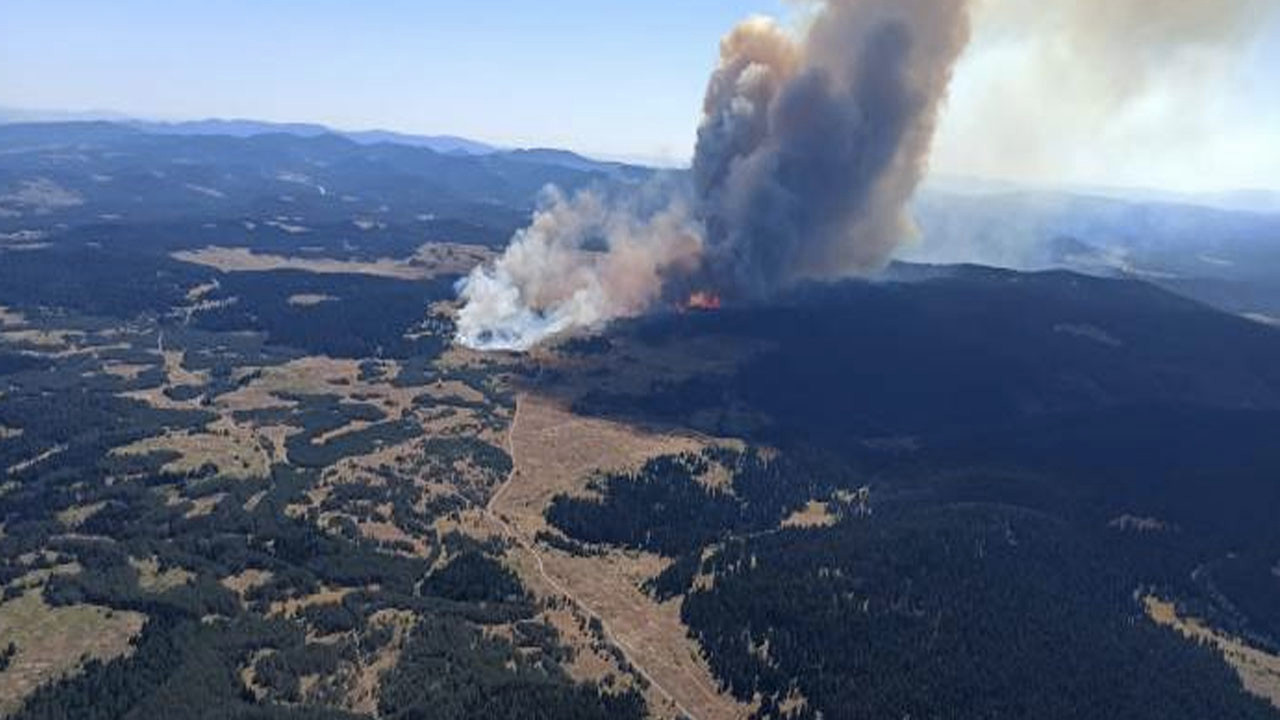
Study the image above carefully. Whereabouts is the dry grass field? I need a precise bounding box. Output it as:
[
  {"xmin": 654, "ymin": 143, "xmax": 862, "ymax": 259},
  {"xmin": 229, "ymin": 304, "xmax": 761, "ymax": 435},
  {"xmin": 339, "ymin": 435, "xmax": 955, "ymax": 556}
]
[
  {"xmin": 0, "ymin": 590, "xmax": 145, "ymax": 715},
  {"xmin": 488, "ymin": 393, "xmax": 752, "ymax": 720},
  {"xmin": 171, "ymin": 243, "xmax": 493, "ymax": 280},
  {"xmin": 129, "ymin": 556, "xmax": 196, "ymax": 592},
  {"xmin": 780, "ymin": 500, "xmax": 838, "ymax": 529},
  {"xmin": 1145, "ymin": 596, "xmax": 1280, "ymax": 709}
]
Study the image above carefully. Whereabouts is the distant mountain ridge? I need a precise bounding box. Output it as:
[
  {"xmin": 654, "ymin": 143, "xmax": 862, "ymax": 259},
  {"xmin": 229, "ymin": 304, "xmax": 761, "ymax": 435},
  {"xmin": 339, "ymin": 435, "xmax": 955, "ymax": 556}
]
[
  {"xmin": 132, "ymin": 118, "xmax": 497, "ymax": 157},
  {"xmin": 6, "ymin": 109, "xmax": 1275, "ymax": 212},
  {"xmin": 926, "ymin": 173, "xmax": 1280, "ymax": 216},
  {"xmin": 0, "ymin": 108, "xmax": 497, "ymax": 156},
  {"xmin": 0, "ymin": 118, "xmax": 646, "ymax": 181},
  {"xmin": 127, "ymin": 119, "xmax": 498, "ymax": 157},
  {"xmin": 0, "ymin": 119, "xmax": 656, "ymax": 254}
]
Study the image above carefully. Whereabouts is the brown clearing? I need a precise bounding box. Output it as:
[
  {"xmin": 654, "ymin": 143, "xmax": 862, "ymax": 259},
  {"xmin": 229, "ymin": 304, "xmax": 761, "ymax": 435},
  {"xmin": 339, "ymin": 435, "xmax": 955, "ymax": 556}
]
[
  {"xmin": 216, "ymin": 356, "xmax": 421, "ymax": 417},
  {"xmin": 221, "ymin": 568, "xmax": 274, "ymax": 598},
  {"xmin": 1145, "ymin": 595, "xmax": 1280, "ymax": 709},
  {"xmin": 114, "ymin": 418, "xmax": 273, "ymax": 481},
  {"xmin": 161, "ymin": 349, "xmax": 209, "ymax": 386},
  {"xmin": 129, "ymin": 556, "xmax": 195, "ymax": 592},
  {"xmin": 270, "ymin": 587, "xmax": 357, "ymax": 619},
  {"xmin": 311, "ymin": 420, "xmax": 375, "ymax": 447},
  {"xmin": 56, "ymin": 501, "xmax": 106, "ymax": 529},
  {"xmin": 101, "ymin": 362, "xmax": 153, "ymax": 380},
  {"xmin": 343, "ymin": 610, "xmax": 416, "ymax": 714},
  {"xmin": 0, "ymin": 328, "xmax": 83, "ymax": 351},
  {"xmin": 781, "ymin": 500, "xmax": 837, "ymax": 529},
  {"xmin": 488, "ymin": 393, "xmax": 751, "ymax": 720},
  {"xmin": 120, "ymin": 355, "xmax": 434, "ymax": 480},
  {"xmin": 540, "ymin": 603, "xmax": 638, "ymax": 688},
  {"xmin": 184, "ymin": 493, "xmax": 227, "ymax": 519},
  {"xmin": 0, "ymin": 590, "xmax": 145, "ymax": 715},
  {"xmin": 171, "ymin": 242, "xmax": 493, "ymax": 281},
  {"xmin": 492, "ymin": 393, "xmax": 706, "ymax": 533}
]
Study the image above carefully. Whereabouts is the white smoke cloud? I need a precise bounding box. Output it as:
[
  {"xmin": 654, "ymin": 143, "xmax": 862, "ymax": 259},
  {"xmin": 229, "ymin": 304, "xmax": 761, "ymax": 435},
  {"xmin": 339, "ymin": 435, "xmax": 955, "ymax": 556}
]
[
  {"xmin": 454, "ymin": 185, "xmax": 703, "ymax": 350},
  {"xmin": 456, "ymin": 0, "xmax": 973, "ymax": 351}
]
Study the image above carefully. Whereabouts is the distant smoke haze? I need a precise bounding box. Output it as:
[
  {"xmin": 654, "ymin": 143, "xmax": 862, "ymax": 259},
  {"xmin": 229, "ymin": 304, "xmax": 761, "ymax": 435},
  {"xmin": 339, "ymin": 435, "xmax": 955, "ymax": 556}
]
[
  {"xmin": 987, "ymin": 0, "xmax": 1273, "ymax": 103},
  {"xmin": 932, "ymin": 0, "xmax": 1280, "ymax": 192},
  {"xmin": 456, "ymin": 0, "xmax": 972, "ymax": 350}
]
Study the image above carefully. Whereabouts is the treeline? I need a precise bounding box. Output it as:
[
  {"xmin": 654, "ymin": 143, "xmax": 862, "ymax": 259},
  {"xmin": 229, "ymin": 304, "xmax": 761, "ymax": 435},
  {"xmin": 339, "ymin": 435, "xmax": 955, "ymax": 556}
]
[
  {"xmin": 378, "ymin": 616, "xmax": 645, "ymax": 720},
  {"xmin": 12, "ymin": 615, "xmax": 364, "ymax": 720},
  {"xmin": 546, "ymin": 448, "xmax": 853, "ymax": 558},
  {"xmin": 540, "ymin": 434, "xmax": 1280, "ymax": 719},
  {"xmin": 3, "ymin": 446, "xmax": 623, "ymax": 717},
  {"xmin": 194, "ymin": 269, "xmax": 456, "ymax": 360},
  {"xmin": 680, "ymin": 503, "xmax": 1280, "ymax": 720}
]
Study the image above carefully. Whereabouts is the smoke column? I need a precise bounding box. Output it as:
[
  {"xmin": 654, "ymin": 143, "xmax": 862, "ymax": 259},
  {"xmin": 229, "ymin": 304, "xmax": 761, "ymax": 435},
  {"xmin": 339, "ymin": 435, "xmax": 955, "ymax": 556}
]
[{"xmin": 456, "ymin": 0, "xmax": 972, "ymax": 351}]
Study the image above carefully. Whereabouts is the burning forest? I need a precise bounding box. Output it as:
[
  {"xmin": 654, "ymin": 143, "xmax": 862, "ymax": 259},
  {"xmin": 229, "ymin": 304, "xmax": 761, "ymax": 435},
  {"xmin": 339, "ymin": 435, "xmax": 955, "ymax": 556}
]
[{"xmin": 455, "ymin": 0, "xmax": 973, "ymax": 351}]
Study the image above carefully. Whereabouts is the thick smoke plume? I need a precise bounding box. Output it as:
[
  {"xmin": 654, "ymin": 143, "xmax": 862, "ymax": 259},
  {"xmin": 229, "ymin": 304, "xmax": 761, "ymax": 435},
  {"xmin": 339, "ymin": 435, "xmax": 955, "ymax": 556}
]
[{"xmin": 456, "ymin": 0, "xmax": 972, "ymax": 351}]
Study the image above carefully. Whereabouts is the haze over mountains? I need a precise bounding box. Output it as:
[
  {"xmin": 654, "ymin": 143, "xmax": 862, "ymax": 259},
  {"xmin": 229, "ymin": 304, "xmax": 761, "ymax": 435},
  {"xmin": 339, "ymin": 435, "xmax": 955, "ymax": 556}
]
[
  {"xmin": 10, "ymin": 105, "xmax": 1279, "ymax": 208},
  {"xmin": 4, "ymin": 112, "xmax": 1277, "ymax": 322},
  {"xmin": 0, "ymin": 107, "xmax": 692, "ymax": 167},
  {"xmin": 0, "ymin": 108, "xmax": 1279, "ymax": 719}
]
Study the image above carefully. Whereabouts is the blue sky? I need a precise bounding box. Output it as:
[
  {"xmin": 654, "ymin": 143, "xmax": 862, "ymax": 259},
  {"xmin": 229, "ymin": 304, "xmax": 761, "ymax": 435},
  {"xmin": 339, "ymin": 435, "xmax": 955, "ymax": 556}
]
[
  {"xmin": 1, "ymin": 0, "xmax": 775, "ymax": 163},
  {"xmin": 1, "ymin": 0, "xmax": 1277, "ymax": 191}
]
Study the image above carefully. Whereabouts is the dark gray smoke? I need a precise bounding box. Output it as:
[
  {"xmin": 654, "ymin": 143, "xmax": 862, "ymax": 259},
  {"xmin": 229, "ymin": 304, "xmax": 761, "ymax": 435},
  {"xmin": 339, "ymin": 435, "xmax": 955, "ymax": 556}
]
[
  {"xmin": 693, "ymin": 1, "xmax": 971, "ymax": 297},
  {"xmin": 457, "ymin": 0, "xmax": 972, "ymax": 350}
]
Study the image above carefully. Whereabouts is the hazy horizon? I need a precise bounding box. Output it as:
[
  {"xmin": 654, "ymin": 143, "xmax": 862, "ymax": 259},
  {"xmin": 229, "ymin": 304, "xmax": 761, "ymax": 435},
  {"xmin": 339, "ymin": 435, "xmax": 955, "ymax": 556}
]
[{"xmin": 3, "ymin": 0, "xmax": 1278, "ymax": 194}]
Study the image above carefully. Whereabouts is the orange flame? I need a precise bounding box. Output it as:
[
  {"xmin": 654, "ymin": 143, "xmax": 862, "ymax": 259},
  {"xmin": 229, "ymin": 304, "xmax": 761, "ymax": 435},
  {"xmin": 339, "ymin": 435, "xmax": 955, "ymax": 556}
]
[{"xmin": 685, "ymin": 291, "xmax": 722, "ymax": 311}]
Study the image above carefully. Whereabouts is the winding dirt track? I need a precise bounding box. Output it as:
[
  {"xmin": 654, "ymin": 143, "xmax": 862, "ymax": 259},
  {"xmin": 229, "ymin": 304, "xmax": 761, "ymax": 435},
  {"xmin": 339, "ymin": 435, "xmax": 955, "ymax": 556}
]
[{"xmin": 480, "ymin": 394, "xmax": 749, "ymax": 720}]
